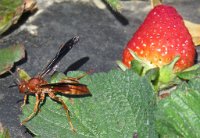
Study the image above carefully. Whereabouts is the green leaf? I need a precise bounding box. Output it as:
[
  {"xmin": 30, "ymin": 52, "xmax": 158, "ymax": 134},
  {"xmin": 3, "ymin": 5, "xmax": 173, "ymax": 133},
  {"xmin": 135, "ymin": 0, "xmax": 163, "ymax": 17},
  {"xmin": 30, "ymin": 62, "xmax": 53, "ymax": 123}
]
[
  {"xmin": 50, "ymin": 71, "xmax": 66, "ymax": 83},
  {"xmin": 0, "ymin": 0, "xmax": 37, "ymax": 35},
  {"xmin": 156, "ymin": 77, "xmax": 200, "ymax": 138},
  {"xmin": 0, "ymin": 44, "xmax": 25, "ymax": 75},
  {"xmin": 20, "ymin": 70, "xmax": 158, "ymax": 137}
]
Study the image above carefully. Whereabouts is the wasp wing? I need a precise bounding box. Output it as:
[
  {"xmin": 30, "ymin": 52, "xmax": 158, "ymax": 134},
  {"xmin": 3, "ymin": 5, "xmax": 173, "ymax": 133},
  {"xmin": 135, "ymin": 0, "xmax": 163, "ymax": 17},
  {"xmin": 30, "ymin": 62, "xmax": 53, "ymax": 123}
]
[
  {"xmin": 40, "ymin": 82, "xmax": 90, "ymax": 95},
  {"xmin": 39, "ymin": 36, "xmax": 79, "ymax": 77}
]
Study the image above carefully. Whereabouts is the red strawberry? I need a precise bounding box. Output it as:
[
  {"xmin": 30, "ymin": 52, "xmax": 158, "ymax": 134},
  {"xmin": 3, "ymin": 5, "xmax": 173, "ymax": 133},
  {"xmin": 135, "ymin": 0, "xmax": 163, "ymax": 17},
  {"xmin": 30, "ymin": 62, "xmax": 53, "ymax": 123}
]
[{"xmin": 122, "ymin": 4, "xmax": 196, "ymax": 72}]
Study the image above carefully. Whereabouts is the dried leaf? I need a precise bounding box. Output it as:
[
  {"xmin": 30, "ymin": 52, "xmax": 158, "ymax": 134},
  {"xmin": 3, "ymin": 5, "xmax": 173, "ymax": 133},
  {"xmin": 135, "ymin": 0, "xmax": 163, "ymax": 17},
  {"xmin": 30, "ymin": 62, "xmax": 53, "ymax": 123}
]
[
  {"xmin": 151, "ymin": 0, "xmax": 162, "ymax": 8},
  {"xmin": 24, "ymin": 0, "xmax": 37, "ymax": 12},
  {"xmin": 184, "ymin": 20, "xmax": 200, "ymax": 46}
]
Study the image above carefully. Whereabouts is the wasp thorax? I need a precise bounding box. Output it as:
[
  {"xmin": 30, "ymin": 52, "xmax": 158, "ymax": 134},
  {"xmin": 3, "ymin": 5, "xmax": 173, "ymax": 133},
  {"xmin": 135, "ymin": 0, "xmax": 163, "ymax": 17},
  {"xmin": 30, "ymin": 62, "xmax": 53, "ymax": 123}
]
[{"xmin": 27, "ymin": 78, "xmax": 45, "ymax": 92}]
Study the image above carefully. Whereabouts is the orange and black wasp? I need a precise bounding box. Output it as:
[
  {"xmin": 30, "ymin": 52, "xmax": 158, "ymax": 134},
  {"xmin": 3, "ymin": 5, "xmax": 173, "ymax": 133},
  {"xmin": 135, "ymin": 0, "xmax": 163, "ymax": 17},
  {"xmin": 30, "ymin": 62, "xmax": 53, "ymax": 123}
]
[{"xmin": 17, "ymin": 36, "xmax": 90, "ymax": 131}]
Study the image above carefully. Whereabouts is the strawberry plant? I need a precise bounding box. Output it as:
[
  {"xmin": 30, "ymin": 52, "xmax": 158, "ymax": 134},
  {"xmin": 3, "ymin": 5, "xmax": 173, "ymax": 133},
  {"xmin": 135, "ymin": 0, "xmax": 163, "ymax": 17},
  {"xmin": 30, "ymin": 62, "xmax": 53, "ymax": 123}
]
[
  {"xmin": 118, "ymin": 3, "xmax": 200, "ymax": 138},
  {"xmin": 15, "ymin": 2, "xmax": 200, "ymax": 138}
]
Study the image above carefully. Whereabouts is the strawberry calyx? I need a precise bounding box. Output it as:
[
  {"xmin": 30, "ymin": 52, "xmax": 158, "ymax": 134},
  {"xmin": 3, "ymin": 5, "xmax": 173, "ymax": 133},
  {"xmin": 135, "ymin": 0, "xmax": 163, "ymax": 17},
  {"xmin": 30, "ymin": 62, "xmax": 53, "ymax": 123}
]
[
  {"xmin": 128, "ymin": 48, "xmax": 155, "ymax": 74},
  {"xmin": 118, "ymin": 49, "xmax": 188, "ymax": 91},
  {"xmin": 118, "ymin": 49, "xmax": 200, "ymax": 92},
  {"xmin": 156, "ymin": 56, "xmax": 180, "ymax": 90}
]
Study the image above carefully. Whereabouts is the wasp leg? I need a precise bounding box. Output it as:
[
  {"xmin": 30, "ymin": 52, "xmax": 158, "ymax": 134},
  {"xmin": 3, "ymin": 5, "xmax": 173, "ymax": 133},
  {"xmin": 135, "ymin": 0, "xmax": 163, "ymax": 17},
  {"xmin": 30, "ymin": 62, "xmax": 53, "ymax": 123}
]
[
  {"xmin": 48, "ymin": 92, "xmax": 76, "ymax": 132},
  {"xmin": 37, "ymin": 93, "xmax": 46, "ymax": 112},
  {"xmin": 21, "ymin": 94, "xmax": 40, "ymax": 125},
  {"xmin": 61, "ymin": 73, "xmax": 87, "ymax": 84},
  {"xmin": 21, "ymin": 94, "xmax": 28, "ymax": 109},
  {"xmin": 40, "ymin": 93, "xmax": 46, "ymax": 103},
  {"xmin": 75, "ymin": 70, "xmax": 92, "ymax": 80},
  {"xmin": 63, "ymin": 70, "xmax": 92, "ymax": 83}
]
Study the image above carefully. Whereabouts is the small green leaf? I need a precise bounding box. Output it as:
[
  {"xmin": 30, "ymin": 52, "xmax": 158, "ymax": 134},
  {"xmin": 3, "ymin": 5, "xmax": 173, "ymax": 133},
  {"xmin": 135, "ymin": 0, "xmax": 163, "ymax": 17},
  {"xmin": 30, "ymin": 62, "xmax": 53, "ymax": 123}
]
[
  {"xmin": 182, "ymin": 63, "xmax": 200, "ymax": 72},
  {"xmin": 159, "ymin": 56, "xmax": 179, "ymax": 84},
  {"xmin": 177, "ymin": 64, "xmax": 200, "ymax": 80},
  {"xmin": 17, "ymin": 68, "xmax": 31, "ymax": 81},
  {"xmin": 156, "ymin": 77, "xmax": 200, "ymax": 137},
  {"xmin": 105, "ymin": 0, "xmax": 121, "ymax": 11},
  {"xmin": 131, "ymin": 60, "xmax": 144, "ymax": 75},
  {"xmin": 128, "ymin": 49, "xmax": 155, "ymax": 73},
  {"xmin": 0, "ymin": 124, "xmax": 10, "ymax": 138},
  {"xmin": 157, "ymin": 56, "xmax": 181, "ymax": 90},
  {"xmin": 20, "ymin": 70, "xmax": 158, "ymax": 137},
  {"xmin": 145, "ymin": 67, "xmax": 159, "ymax": 82},
  {"xmin": 116, "ymin": 60, "xmax": 128, "ymax": 71},
  {"xmin": 0, "ymin": 44, "xmax": 25, "ymax": 75}
]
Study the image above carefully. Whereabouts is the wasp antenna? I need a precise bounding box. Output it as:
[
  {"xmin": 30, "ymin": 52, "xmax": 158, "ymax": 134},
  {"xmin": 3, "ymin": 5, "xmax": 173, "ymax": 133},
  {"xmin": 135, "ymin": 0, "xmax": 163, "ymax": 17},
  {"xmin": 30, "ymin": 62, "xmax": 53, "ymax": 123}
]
[
  {"xmin": 86, "ymin": 69, "xmax": 94, "ymax": 75},
  {"xmin": 8, "ymin": 70, "xmax": 20, "ymax": 84},
  {"xmin": 8, "ymin": 83, "xmax": 18, "ymax": 88}
]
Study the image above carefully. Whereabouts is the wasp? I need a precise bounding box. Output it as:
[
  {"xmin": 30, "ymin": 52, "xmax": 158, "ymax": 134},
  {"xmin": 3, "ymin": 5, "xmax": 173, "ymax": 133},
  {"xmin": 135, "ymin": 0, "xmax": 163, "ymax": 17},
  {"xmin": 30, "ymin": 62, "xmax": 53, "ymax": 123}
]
[{"xmin": 16, "ymin": 36, "xmax": 90, "ymax": 132}]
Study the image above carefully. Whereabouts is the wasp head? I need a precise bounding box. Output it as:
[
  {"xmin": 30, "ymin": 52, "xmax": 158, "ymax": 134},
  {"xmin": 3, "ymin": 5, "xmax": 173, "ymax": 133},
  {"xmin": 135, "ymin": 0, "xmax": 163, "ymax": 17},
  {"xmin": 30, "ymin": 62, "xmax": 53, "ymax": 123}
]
[{"xmin": 18, "ymin": 81, "xmax": 28, "ymax": 94}]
